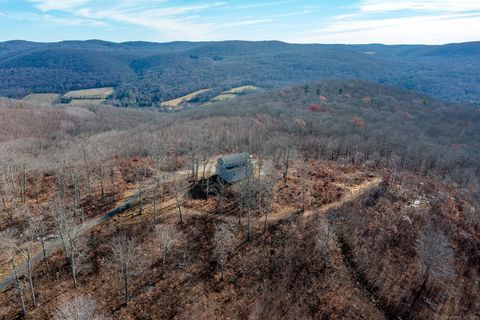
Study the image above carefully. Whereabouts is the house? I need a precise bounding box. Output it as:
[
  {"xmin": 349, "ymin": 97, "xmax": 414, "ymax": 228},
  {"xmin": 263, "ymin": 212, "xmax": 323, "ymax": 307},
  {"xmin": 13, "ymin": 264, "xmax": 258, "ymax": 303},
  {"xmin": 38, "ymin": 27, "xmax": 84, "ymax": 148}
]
[{"xmin": 216, "ymin": 153, "xmax": 253, "ymax": 183}]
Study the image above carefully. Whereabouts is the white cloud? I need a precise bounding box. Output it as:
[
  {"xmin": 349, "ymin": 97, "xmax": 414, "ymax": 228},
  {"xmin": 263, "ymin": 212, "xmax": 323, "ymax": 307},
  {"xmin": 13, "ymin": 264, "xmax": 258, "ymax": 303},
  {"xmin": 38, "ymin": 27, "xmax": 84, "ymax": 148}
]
[
  {"xmin": 28, "ymin": 0, "xmax": 89, "ymax": 12},
  {"xmin": 0, "ymin": 10, "xmax": 106, "ymax": 27},
  {"xmin": 18, "ymin": 0, "xmax": 480, "ymax": 43},
  {"xmin": 294, "ymin": 0, "xmax": 480, "ymax": 44},
  {"xmin": 297, "ymin": 13, "xmax": 480, "ymax": 44},
  {"xmin": 70, "ymin": 2, "xmax": 230, "ymax": 40}
]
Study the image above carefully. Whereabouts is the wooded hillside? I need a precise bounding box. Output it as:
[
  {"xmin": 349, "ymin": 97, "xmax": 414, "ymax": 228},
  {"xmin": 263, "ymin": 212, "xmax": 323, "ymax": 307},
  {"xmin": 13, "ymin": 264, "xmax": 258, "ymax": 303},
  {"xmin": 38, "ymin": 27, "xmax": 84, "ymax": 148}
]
[{"xmin": 1, "ymin": 40, "xmax": 479, "ymax": 106}]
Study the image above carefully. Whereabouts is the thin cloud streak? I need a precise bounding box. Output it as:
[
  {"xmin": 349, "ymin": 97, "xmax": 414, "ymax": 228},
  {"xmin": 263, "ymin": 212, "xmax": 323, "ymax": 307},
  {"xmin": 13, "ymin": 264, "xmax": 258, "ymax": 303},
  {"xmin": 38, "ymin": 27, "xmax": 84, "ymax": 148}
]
[
  {"xmin": 357, "ymin": 0, "xmax": 480, "ymax": 13},
  {"xmin": 296, "ymin": 13, "xmax": 480, "ymax": 44},
  {"xmin": 294, "ymin": 0, "xmax": 480, "ymax": 44}
]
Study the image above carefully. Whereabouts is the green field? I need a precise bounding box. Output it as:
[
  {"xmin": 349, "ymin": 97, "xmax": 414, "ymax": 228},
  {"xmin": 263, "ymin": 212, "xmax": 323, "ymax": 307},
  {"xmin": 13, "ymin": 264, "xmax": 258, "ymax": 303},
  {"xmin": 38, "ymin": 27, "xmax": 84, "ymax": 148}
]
[{"xmin": 22, "ymin": 93, "xmax": 60, "ymax": 105}]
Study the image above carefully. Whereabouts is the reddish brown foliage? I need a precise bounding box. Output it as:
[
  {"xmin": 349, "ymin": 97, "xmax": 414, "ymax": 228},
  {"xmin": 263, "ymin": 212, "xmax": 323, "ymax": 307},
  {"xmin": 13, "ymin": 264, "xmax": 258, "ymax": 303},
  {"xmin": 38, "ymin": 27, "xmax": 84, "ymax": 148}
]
[
  {"xmin": 350, "ymin": 117, "xmax": 365, "ymax": 128},
  {"xmin": 309, "ymin": 104, "xmax": 328, "ymax": 113},
  {"xmin": 362, "ymin": 96, "xmax": 372, "ymax": 104}
]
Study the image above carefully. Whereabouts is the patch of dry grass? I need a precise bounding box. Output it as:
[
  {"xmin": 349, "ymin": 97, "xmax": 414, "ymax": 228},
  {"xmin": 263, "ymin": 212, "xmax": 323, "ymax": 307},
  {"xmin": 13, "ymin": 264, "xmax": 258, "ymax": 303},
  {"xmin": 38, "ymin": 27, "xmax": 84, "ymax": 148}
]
[
  {"xmin": 160, "ymin": 89, "xmax": 211, "ymax": 108},
  {"xmin": 22, "ymin": 93, "xmax": 60, "ymax": 105},
  {"xmin": 69, "ymin": 98, "xmax": 107, "ymax": 107},
  {"xmin": 64, "ymin": 87, "xmax": 114, "ymax": 99}
]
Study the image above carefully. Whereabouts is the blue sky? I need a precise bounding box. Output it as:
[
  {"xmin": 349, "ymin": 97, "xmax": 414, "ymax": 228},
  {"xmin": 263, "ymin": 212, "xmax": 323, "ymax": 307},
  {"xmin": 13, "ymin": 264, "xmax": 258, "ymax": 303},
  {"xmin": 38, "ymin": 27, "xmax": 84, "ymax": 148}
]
[{"xmin": 1, "ymin": 0, "xmax": 479, "ymax": 44}]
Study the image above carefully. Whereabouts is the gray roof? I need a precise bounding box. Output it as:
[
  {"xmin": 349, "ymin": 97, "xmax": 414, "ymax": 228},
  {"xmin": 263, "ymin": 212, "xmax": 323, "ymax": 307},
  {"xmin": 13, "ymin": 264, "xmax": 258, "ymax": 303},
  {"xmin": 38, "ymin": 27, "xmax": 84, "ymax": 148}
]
[{"xmin": 219, "ymin": 153, "xmax": 250, "ymax": 164}]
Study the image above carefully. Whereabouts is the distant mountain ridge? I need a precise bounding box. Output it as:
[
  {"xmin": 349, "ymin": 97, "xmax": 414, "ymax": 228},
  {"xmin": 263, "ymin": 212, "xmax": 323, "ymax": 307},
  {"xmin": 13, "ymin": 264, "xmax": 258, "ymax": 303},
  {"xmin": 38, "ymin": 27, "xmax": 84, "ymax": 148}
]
[{"xmin": 0, "ymin": 40, "xmax": 479, "ymax": 107}]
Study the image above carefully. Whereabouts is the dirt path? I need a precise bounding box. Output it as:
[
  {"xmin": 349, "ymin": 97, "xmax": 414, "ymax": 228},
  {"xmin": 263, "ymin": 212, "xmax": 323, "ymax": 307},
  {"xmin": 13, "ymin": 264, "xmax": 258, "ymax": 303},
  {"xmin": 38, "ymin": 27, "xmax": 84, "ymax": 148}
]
[
  {"xmin": 0, "ymin": 170, "xmax": 190, "ymax": 293},
  {"xmin": 269, "ymin": 177, "xmax": 382, "ymax": 223},
  {"xmin": 0, "ymin": 170, "xmax": 382, "ymax": 293},
  {"xmin": 312, "ymin": 177, "xmax": 382, "ymax": 215}
]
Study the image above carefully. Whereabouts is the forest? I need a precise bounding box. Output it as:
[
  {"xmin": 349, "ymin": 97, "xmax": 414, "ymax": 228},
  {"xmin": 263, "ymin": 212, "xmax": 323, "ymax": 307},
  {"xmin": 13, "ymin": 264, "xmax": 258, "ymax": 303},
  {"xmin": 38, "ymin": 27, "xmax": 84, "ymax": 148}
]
[
  {"xmin": 1, "ymin": 40, "xmax": 480, "ymax": 106},
  {"xmin": 0, "ymin": 79, "xmax": 479, "ymax": 319}
]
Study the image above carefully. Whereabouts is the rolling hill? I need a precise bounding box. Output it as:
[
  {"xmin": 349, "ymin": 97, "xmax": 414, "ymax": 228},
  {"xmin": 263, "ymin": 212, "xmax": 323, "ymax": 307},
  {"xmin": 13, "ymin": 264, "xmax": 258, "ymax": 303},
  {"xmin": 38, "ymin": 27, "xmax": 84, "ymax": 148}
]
[{"xmin": 0, "ymin": 40, "xmax": 479, "ymax": 107}]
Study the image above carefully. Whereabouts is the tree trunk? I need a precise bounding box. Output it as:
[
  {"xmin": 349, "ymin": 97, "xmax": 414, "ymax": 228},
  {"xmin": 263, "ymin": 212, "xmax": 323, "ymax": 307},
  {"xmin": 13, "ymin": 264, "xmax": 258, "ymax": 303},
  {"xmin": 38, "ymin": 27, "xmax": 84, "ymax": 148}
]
[
  {"xmin": 20, "ymin": 164, "xmax": 27, "ymax": 204},
  {"xmin": 264, "ymin": 210, "xmax": 269, "ymax": 233},
  {"xmin": 82, "ymin": 146, "xmax": 92, "ymax": 197},
  {"xmin": 124, "ymin": 266, "xmax": 129, "ymax": 305},
  {"xmin": 238, "ymin": 200, "xmax": 243, "ymax": 226},
  {"xmin": 176, "ymin": 197, "xmax": 183, "ymax": 224},
  {"xmin": 283, "ymin": 148, "xmax": 290, "ymax": 187},
  {"xmin": 162, "ymin": 245, "xmax": 168, "ymax": 271},
  {"xmin": 11, "ymin": 259, "xmax": 26, "ymax": 316},
  {"xmin": 247, "ymin": 200, "xmax": 251, "ymax": 241},
  {"xmin": 26, "ymin": 255, "xmax": 36, "ymax": 307},
  {"xmin": 100, "ymin": 178, "xmax": 105, "ymax": 199},
  {"xmin": 206, "ymin": 178, "xmax": 210, "ymax": 199},
  {"xmin": 70, "ymin": 251, "xmax": 77, "ymax": 288},
  {"xmin": 153, "ymin": 188, "xmax": 157, "ymax": 224},
  {"xmin": 40, "ymin": 238, "xmax": 49, "ymax": 273},
  {"xmin": 323, "ymin": 225, "xmax": 330, "ymax": 270}
]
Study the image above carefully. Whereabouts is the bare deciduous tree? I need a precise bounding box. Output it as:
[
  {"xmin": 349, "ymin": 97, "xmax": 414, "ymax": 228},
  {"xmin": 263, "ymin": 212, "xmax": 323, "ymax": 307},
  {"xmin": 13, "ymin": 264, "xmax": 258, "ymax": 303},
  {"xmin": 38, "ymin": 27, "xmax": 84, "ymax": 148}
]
[
  {"xmin": 19, "ymin": 162, "xmax": 27, "ymax": 204},
  {"xmin": 415, "ymin": 220, "xmax": 456, "ymax": 290},
  {"xmin": 28, "ymin": 211, "xmax": 50, "ymax": 272},
  {"xmin": 155, "ymin": 225, "xmax": 176, "ymax": 272},
  {"xmin": 200, "ymin": 136, "xmax": 213, "ymax": 179},
  {"xmin": 299, "ymin": 162, "xmax": 310, "ymax": 212},
  {"xmin": 54, "ymin": 294, "xmax": 105, "ymax": 320},
  {"xmin": 213, "ymin": 223, "xmax": 235, "ymax": 280},
  {"xmin": 172, "ymin": 177, "xmax": 187, "ymax": 224},
  {"xmin": 109, "ymin": 235, "xmax": 142, "ymax": 305},
  {"xmin": 215, "ymin": 178, "xmax": 228, "ymax": 216},
  {"xmin": 234, "ymin": 182, "xmax": 246, "ymax": 226},
  {"xmin": 0, "ymin": 169, "xmax": 16, "ymax": 226},
  {"xmin": 81, "ymin": 144, "xmax": 92, "ymax": 197},
  {"xmin": 0, "ymin": 231, "xmax": 27, "ymax": 316},
  {"xmin": 51, "ymin": 203, "xmax": 85, "ymax": 288},
  {"xmin": 95, "ymin": 159, "xmax": 109, "ymax": 199},
  {"xmin": 258, "ymin": 171, "xmax": 276, "ymax": 233},
  {"xmin": 236, "ymin": 179, "xmax": 255, "ymax": 241},
  {"xmin": 280, "ymin": 140, "xmax": 296, "ymax": 187},
  {"xmin": 19, "ymin": 222, "xmax": 38, "ymax": 307}
]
